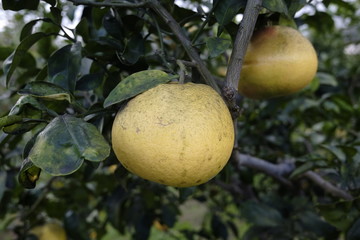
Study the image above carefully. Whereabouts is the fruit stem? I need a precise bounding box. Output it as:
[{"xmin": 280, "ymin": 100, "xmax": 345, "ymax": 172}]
[{"xmin": 176, "ymin": 60, "xmax": 186, "ymax": 84}]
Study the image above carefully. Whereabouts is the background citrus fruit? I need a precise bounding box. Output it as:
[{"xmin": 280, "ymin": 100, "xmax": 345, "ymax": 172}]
[{"xmin": 238, "ymin": 25, "xmax": 318, "ymax": 99}]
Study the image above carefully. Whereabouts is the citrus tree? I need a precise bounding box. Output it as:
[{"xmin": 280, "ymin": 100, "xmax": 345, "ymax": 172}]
[{"xmin": 0, "ymin": 0, "xmax": 359, "ymax": 239}]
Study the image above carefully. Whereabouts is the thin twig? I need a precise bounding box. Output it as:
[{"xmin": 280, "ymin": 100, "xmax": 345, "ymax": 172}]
[
  {"xmin": 223, "ymin": 0, "xmax": 262, "ymax": 117},
  {"xmin": 303, "ymin": 171, "xmax": 353, "ymax": 200},
  {"xmin": 191, "ymin": 1, "xmax": 220, "ymax": 45},
  {"xmin": 234, "ymin": 150, "xmax": 353, "ymax": 200},
  {"xmin": 69, "ymin": 0, "xmax": 221, "ymax": 93},
  {"xmin": 147, "ymin": 0, "xmax": 221, "ymax": 93}
]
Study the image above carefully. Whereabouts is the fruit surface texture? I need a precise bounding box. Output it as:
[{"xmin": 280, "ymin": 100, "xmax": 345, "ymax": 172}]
[
  {"xmin": 30, "ymin": 222, "xmax": 67, "ymax": 240},
  {"xmin": 111, "ymin": 82, "xmax": 234, "ymax": 187},
  {"xmin": 238, "ymin": 25, "xmax": 318, "ymax": 99}
]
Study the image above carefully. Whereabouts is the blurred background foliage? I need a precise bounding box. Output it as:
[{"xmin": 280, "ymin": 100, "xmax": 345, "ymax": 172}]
[{"xmin": 0, "ymin": 0, "xmax": 359, "ymax": 239}]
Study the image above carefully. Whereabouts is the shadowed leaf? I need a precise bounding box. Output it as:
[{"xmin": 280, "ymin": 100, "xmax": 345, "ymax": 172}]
[
  {"xmin": 18, "ymin": 81, "xmax": 72, "ymax": 102},
  {"xmin": 29, "ymin": 115, "xmax": 110, "ymax": 176},
  {"xmin": 206, "ymin": 37, "xmax": 231, "ymax": 58},
  {"xmin": 48, "ymin": 42, "xmax": 82, "ymax": 92},
  {"xmin": 214, "ymin": 0, "xmax": 246, "ymax": 26},
  {"xmin": 263, "ymin": 0, "xmax": 290, "ymax": 18},
  {"xmin": 3, "ymin": 32, "xmax": 51, "ymax": 86},
  {"xmin": 18, "ymin": 158, "xmax": 41, "ymax": 189}
]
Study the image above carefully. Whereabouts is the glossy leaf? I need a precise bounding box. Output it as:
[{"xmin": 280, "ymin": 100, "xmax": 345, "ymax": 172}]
[
  {"xmin": 347, "ymin": 218, "xmax": 360, "ymax": 240},
  {"xmin": 3, "ymin": 32, "xmax": 51, "ymax": 86},
  {"xmin": 20, "ymin": 18, "xmax": 53, "ymax": 41},
  {"xmin": 317, "ymin": 200, "xmax": 360, "ymax": 231},
  {"xmin": 48, "ymin": 42, "xmax": 82, "ymax": 92},
  {"xmin": 121, "ymin": 34, "xmax": 145, "ymax": 64},
  {"xmin": 75, "ymin": 18, "xmax": 90, "ymax": 43},
  {"xmin": 29, "ymin": 115, "xmax": 110, "ymax": 176},
  {"xmin": 103, "ymin": 13, "xmax": 123, "ymax": 40},
  {"xmin": 214, "ymin": 0, "xmax": 246, "ymax": 26},
  {"xmin": 263, "ymin": 0, "xmax": 290, "ymax": 18},
  {"xmin": 321, "ymin": 145, "xmax": 347, "ymax": 162},
  {"xmin": 206, "ymin": 37, "xmax": 231, "ymax": 58},
  {"xmin": 104, "ymin": 70, "xmax": 177, "ymax": 108},
  {"xmin": 287, "ymin": 0, "xmax": 307, "ymax": 16},
  {"xmin": 76, "ymin": 72, "xmax": 104, "ymax": 91},
  {"xmin": 241, "ymin": 201, "xmax": 283, "ymax": 227},
  {"xmin": 0, "ymin": 115, "xmax": 23, "ymax": 129},
  {"xmin": 18, "ymin": 81, "xmax": 72, "ymax": 102},
  {"xmin": 9, "ymin": 96, "xmax": 46, "ymax": 116},
  {"xmin": 18, "ymin": 158, "xmax": 41, "ymax": 189},
  {"xmin": 3, "ymin": 120, "xmax": 41, "ymax": 135},
  {"xmin": 50, "ymin": 7, "xmax": 62, "ymax": 24}
]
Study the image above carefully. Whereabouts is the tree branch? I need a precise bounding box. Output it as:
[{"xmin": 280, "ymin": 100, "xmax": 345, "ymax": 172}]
[
  {"xmin": 223, "ymin": 0, "xmax": 262, "ymax": 117},
  {"xmin": 234, "ymin": 151, "xmax": 294, "ymax": 186},
  {"xmin": 68, "ymin": 0, "xmax": 147, "ymax": 8},
  {"xmin": 303, "ymin": 171, "xmax": 353, "ymax": 200},
  {"xmin": 148, "ymin": 0, "xmax": 221, "ymax": 93},
  {"xmin": 233, "ymin": 150, "xmax": 353, "ymax": 200},
  {"xmin": 69, "ymin": 0, "xmax": 221, "ymax": 93}
]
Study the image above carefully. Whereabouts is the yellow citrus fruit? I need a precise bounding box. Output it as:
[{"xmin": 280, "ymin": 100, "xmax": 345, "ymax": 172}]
[
  {"xmin": 30, "ymin": 222, "xmax": 67, "ymax": 240},
  {"xmin": 111, "ymin": 82, "xmax": 234, "ymax": 187},
  {"xmin": 238, "ymin": 25, "xmax": 318, "ymax": 99}
]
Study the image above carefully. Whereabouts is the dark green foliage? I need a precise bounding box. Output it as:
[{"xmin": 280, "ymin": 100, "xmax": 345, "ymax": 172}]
[{"xmin": 0, "ymin": 0, "xmax": 359, "ymax": 239}]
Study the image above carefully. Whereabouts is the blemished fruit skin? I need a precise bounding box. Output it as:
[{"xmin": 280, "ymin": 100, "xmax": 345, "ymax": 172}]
[
  {"xmin": 30, "ymin": 222, "xmax": 67, "ymax": 240},
  {"xmin": 238, "ymin": 25, "xmax": 318, "ymax": 99},
  {"xmin": 112, "ymin": 82, "xmax": 234, "ymax": 187}
]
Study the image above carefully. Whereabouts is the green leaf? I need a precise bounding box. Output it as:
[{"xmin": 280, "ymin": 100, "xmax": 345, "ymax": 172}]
[
  {"xmin": 3, "ymin": 32, "xmax": 51, "ymax": 86},
  {"xmin": 48, "ymin": 42, "xmax": 82, "ymax": 92},
  {"xmin": 321, "ymin": 145, "xmax": 346, "ymax": 162},
  {"xmin": 3, "ymin": 120, "xmax": 41, "ymax": 135},
  {"xmin": 0, "ymin": 115, "xmax": 23, "ymax": 129},
  {"xmin": 287, "ymin": 0, "xmax": 307, "ymax": 16},
  {"xmin": 263, "ymin": 0, "xmax": 290, "ymax": 17},
  {"xmin": 50, "ymin": 7, "xmax": 62, "ymax": 24},
  {"xmin": 317, "ymin": 199, "xmax": 360, "ymax": 231},
  {"xmin": 289, "ymin": 161, "xmax": 315, "ymax": 179},
  {"xmin": 76, "ymin": 72, "xmax": 104, "ymax": 91},
  {"xmin": 0, "ymin": 46, "xmax": 14, "ymax": 61},
  {"xmin": 20, "ymin": 18, "xmax": 52, "ymax": 41},
  {"xmin": 103, "ymin": 13, "xmax": 123, "ymax": 40},
  {"xmin": 347, "ymin": 218, "xmax": 360, "ymax": 240},
  {"xmin": 18, "ymin": 81, "xmax": 72, "ymax": 102},
  {"xmin": 9, "ymin": 95, "xmax": 46, "ymax": 115},
  {"xmin": 317, "ymin": 72, "xmax": 338, "ymax": 86},
  {"xmin": 206, "ymin": 37, "xmax": 231, "ymax": 58},
  {"xmin": 214, "ymin": 0, "xmax": 246, "ymax": 26},
  {"xmin": 18, "ymin": 158, "xmax": 41, "ymax": 189},
  {"xmin": 35, "ymin": 65, "xmax": 49, "ymax": 81},
  {"xmin": 241, "ymin": 201, "xmax": 283, "ymax": 227},
  {"xmin": 2, "ymin": 0, "xmax": 39, "ymax": 10},
  {"xmin": 75, "ymin": 18, "xmax": 90, "ymax": 43},
  {"xmin": 121, "ymin": 34, "xmax": 145, "ymax": 64},
  {"xmin": 104, "ymin": 70, "xmax": 177, "ymax": 108},
  {"xmin": 29, "ymin": 115, "xmax": 110, "ymax": 176}
]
